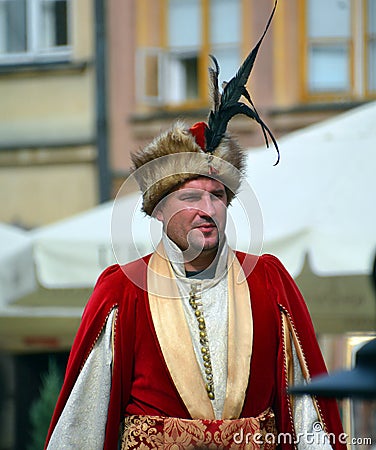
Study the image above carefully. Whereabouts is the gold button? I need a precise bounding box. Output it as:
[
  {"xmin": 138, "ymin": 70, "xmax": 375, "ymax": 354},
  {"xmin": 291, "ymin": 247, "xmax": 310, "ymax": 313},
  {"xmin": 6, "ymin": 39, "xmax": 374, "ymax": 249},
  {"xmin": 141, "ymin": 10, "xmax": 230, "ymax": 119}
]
[{"xmin": 206, "ymin": 383, "xmax": 213, "ymax": 392}]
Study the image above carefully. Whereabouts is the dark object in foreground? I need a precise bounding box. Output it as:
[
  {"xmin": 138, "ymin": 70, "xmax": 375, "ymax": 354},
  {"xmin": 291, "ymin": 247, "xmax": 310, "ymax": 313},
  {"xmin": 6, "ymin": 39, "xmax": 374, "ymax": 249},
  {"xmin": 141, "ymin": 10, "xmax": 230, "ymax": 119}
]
[{"xmin": 289, "ymin": 338, "xmax": 376, "ymax": 399}]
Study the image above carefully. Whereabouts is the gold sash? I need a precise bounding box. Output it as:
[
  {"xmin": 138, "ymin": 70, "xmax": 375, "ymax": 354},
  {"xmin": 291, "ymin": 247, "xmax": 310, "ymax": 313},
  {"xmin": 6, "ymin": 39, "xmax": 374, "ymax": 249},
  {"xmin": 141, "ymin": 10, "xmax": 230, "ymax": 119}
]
[{"xmin": 122, "ymin": 408, "xmax": 277, "ymax": 450}]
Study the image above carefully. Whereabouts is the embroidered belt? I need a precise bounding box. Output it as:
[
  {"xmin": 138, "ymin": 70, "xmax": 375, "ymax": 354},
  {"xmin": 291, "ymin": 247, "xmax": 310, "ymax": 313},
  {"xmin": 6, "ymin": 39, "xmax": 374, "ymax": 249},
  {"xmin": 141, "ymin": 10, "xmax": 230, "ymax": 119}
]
[{"xmin": 121, "ymin": 408, "xmax": 277, "ymax": 449}]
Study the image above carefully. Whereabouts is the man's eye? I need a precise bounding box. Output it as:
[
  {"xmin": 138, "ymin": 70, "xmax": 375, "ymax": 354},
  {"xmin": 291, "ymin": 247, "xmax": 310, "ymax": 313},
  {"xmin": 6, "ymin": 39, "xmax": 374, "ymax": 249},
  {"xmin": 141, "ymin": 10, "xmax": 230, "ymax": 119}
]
[{"xmin": 181, "ymin": 195, "xmax": 200, "ymax": 201}]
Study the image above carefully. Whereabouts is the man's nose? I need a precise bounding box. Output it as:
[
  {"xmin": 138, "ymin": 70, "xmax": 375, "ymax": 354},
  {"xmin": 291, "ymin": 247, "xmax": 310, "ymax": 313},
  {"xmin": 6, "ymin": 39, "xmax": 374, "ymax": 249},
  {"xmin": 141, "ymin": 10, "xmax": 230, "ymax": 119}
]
[{"xmin": 198, "ymin": 193, "xmax": 216, "ymax": 216}]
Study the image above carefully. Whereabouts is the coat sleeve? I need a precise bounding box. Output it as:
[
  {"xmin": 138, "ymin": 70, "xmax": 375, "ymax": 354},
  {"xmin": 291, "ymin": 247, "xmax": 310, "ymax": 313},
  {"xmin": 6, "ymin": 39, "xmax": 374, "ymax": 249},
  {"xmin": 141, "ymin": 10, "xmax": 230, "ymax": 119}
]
[
  {"xmin": 261, "ymin": 254, "xmax": 346, "ymax": 450},
  {"xmin": 291, "ymin": 336, "xmax": 334, "ymax": 450},
  {"xmin": 44, "ymin": 264, "xmax": 128, "ymax": 450},
  {"xmin": 46, "ymin": 309, "xmax": 115, "ymax": 449}
]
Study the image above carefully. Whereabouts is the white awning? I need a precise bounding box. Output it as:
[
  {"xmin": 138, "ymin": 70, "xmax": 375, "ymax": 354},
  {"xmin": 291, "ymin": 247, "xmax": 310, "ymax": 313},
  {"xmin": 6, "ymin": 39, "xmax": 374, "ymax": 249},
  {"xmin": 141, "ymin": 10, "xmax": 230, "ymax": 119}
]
[
  {"xmin": 239, "ymin": 101, "xmax": 376, "ymax": 276},
  {"xmin": 0, "ymin": 223, "xmax": 36, "ymax": 305}
]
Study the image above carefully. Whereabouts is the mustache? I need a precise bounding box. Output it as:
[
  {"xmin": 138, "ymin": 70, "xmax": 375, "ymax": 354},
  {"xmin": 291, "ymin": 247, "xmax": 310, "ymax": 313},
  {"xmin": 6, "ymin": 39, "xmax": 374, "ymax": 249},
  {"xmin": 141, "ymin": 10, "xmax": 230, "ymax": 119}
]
[{"xmin": 192, "ymin": 217, "xmax": 217, "ymax": 228}]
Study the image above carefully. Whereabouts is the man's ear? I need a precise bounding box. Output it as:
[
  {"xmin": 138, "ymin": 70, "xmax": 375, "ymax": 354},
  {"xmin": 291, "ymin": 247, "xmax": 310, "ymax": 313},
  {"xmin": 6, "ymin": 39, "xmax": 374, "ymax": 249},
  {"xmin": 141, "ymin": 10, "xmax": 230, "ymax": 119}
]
[{"xmin": 153, "ymin": 206, "xmax": 164, "ymax": 222}]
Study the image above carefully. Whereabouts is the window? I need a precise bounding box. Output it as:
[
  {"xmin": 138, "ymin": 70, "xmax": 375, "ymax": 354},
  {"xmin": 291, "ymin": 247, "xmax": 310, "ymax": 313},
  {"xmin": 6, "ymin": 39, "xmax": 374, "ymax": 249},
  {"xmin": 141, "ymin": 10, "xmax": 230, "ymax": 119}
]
[
  {"xmin": 0, "ymin": 0, "xmax": 71, "ymax": 64},
  {"xmin": 366, "ymin": 0, "xmax": 376, "ymax": 92},
  {"xmin": 166, "ymin": 0, "xmax": 201, "ymax": 104},
  {"xmin": 306, "ymin": 0, "xmax": 351, "ymax": 93},
  {"xmin": 303, "ymin": 0, "xmax": 376, "ymax": 99},
  {"xmin": 137, "ymin": 0, "xmax": 241, "ymax": 107},
  {"xmin": 209, "ymin": 0, "xmax": 241, "ymax": 86}
]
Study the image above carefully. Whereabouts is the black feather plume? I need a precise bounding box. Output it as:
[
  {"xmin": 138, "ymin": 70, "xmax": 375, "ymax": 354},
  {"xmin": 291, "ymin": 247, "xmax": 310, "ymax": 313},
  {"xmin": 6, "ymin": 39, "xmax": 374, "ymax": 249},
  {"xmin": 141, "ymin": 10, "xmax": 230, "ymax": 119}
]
[
  {"xmin": 208, "ymin": 55, "xmax": 220, "ymax": 113},
  {"xmin": 205, "ymin": 0, "xmax": 280, "ymax": 165}
]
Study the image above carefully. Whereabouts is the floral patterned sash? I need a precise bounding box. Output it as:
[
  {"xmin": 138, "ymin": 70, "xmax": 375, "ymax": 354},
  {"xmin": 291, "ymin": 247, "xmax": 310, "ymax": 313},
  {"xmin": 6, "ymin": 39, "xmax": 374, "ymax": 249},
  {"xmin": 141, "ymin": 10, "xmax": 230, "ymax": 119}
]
[{"xmin": 121, "ymin": 408, "xmax": 276, "ymax": 449}]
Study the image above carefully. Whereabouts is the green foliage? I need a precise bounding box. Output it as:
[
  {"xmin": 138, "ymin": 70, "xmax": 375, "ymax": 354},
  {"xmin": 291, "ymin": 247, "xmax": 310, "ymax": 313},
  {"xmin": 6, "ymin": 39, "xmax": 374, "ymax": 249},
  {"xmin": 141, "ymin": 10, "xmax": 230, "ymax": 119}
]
[{"xmin": 28, "ymin": 358, "xmax": 63, "ymax": 450}]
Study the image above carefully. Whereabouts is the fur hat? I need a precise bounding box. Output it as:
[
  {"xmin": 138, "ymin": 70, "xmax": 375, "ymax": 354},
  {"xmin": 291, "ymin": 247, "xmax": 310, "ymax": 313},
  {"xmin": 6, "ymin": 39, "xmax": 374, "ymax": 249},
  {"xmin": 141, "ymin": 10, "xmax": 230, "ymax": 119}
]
[
  {"xmin": 131, "ymin": 121, "xmax": 246, "ymax": 215},
  {"xmin": 131, "ymin": 0, "xmax": 279, "ymax": 216}
]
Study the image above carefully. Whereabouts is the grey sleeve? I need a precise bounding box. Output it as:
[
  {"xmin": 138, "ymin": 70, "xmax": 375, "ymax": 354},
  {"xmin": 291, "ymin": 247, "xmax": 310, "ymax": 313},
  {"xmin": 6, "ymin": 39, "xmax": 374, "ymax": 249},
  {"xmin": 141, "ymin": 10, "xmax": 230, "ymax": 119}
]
[
  {"xmin": 47, "ymin": 308, "xmax": 116, "ymax": 450},
  {"xmin": 292, "ymin": 338, "xmax": 334, "ymax": 450}
]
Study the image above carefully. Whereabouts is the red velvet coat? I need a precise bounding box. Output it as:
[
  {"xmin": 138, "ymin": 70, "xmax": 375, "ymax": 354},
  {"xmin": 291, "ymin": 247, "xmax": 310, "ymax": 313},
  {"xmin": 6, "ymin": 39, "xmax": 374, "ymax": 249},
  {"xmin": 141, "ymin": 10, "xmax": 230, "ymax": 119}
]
[{"xmin": 45, "ymin": 253, "xmax": 345, "ymax": 449}]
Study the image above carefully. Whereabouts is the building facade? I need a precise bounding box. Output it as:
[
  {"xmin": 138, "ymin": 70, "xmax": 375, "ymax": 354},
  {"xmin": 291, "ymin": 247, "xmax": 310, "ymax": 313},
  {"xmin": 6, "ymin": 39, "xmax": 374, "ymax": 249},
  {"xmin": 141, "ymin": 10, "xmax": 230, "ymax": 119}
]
[
  {"xmin": 1, "ymin": 0, "xmax": 375, "ymax": 224},
  {"xmin": 109, "ymin": 0, "xmax": 376, "ymax": 179},
  {"xmin": 0, "ymin": 0, "xmax": 98, "ymax": 229}
]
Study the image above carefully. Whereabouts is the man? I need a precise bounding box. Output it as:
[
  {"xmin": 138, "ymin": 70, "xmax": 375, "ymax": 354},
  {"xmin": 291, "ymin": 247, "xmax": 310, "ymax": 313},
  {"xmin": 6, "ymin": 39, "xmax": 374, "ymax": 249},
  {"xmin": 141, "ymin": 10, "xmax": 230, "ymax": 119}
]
[
  {"xmin": 44, "ymin": 121, "xmax": 345, "ymax": 449},
  {"xmin": 45, "ymin": 3, "xmax": 345, "ymax": 448}
]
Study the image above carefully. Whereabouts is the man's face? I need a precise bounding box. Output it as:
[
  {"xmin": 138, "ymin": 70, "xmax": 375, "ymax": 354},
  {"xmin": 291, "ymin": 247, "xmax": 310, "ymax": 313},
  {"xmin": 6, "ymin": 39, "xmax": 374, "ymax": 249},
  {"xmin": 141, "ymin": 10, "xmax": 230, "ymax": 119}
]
[{"xmin": 155, "ymin": 177, "xmax": 228, "ymax": 253}]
